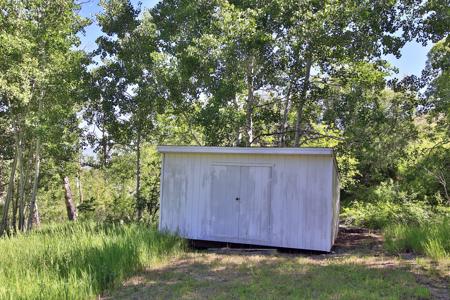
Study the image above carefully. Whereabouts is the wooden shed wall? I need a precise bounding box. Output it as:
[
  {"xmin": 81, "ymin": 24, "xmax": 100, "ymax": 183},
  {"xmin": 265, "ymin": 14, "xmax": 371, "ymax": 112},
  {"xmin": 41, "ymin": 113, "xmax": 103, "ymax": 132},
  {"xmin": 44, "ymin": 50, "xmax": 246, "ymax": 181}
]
[
  {"xmin": 159, "ymin": 152, "xmax": 337, "ymax": 251},
  {"xmin": 331, "ymin": 162, "xmax": 340, "ymax": 244}
]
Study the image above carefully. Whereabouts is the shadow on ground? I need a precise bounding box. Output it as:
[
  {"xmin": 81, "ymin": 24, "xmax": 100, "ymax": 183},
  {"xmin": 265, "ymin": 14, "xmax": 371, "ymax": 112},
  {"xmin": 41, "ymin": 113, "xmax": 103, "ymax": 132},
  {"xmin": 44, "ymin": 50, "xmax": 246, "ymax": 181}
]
[{"xmin": 103, "ymin": 227, "xmax": 449, "ymax": 300}]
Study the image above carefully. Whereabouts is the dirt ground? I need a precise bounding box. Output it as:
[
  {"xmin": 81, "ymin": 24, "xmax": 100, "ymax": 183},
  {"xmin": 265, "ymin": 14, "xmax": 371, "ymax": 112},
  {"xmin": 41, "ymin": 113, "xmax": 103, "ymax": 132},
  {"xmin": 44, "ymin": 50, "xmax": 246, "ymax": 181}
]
[{"xmin": 103, "ymin": 227, "xmax": 449, "ymax": 300}]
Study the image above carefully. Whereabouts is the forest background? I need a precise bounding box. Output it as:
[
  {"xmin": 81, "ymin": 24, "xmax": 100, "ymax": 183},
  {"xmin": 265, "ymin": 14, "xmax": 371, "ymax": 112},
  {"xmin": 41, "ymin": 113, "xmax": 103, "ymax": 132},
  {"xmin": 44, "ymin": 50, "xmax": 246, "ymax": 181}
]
[{"xmin": 0, "ymin": 0, "xmax": 448, "ymax": 234}]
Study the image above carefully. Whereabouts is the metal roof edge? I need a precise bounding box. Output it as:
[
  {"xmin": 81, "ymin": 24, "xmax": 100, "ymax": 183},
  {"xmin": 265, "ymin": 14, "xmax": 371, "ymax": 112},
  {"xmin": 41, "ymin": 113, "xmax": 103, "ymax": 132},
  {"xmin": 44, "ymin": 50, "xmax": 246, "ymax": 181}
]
[{"xmin": 157, "ymin": 146, "xmax": 334, "ymax": 156}]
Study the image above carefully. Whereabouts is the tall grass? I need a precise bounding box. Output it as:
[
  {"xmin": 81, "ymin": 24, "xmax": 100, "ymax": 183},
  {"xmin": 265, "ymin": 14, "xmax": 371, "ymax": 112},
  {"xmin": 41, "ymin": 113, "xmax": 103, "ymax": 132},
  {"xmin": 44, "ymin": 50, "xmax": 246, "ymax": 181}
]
[
  {"xmin": 0, "ymin": 222, "xmax": 185, "ymax": 299},
  {"xmin": 341, "ymin": 193, "xmax": 450, "ymax": 260},
  {"xmin": 384, "ymin": 216, "xmax": 450, "ymax": 260}
]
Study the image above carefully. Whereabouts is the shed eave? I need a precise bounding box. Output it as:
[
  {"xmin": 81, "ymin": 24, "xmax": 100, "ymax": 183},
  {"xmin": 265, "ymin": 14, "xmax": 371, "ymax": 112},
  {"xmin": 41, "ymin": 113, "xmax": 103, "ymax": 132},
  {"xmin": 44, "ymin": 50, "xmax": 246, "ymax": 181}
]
[{"xmin": 157, "ymin": 146, "xmax": 334, "ymax": 156}]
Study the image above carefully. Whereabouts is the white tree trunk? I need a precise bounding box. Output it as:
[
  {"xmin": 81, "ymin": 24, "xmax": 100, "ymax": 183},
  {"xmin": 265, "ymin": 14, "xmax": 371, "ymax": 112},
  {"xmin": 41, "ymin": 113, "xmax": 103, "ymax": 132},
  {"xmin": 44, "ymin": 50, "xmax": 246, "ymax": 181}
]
[
  {"xmin": 63, "ymin": 176, "xmax": 77, "ymax": 221},
  {"xmin": 245, "ymin": 56, "xmax": 255, "ymax": 146},
  {"xmin": 294, "ymin": 57, "xmax": 312, "ymax": 147},
  {"xmin": 27, "ymin": 137, "xmax": 41, "ymax": 230},
  {"xmin": 0, "ymin": 132, "xmax": 19, "ymax": 236},
  {"xmin": 135, "ymin": 129, "xmax": 142, "ymax": 220}
]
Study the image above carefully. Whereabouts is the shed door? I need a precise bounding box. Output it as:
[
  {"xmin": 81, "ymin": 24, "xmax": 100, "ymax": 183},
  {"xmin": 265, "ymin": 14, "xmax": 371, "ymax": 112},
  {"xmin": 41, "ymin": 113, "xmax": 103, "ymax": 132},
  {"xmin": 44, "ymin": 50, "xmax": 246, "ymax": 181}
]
[
  {"xmin": 209, "ymin": 164, "xmax": 272, "ymax": 242},
  {"xmin": 209, "ymin": 165, "xmax": 240, "ymax": 238},
  {"xmin": 239, "ymin": 166, "xmax": 272, "ymax": 241}
]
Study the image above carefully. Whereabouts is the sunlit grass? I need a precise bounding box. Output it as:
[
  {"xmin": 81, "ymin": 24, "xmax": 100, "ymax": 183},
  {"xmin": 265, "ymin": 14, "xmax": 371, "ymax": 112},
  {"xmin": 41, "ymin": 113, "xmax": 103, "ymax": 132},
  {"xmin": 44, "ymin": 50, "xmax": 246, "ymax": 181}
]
[
  {"xmin": 0, "ymin": 222, "xmax": 185, "ymax": 299},
  {"xmin": 384, "ymin": 216, "xmax": 450, "ymax": 260},
  {"xmin": 109, "ymin": 252, "xmax": 432, "ymax": 300}
]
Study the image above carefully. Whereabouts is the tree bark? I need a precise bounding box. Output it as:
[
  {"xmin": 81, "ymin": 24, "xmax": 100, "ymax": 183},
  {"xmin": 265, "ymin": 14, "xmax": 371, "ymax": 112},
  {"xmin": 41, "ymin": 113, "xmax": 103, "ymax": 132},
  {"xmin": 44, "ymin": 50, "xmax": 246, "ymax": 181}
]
[
  {"xmin": 17, "ymin": 132, "xmax": 26, "ymax": 231},
  {"xmin": 32, "ymin": 200, "xmax": 40, "ymax": 228},
  {"xmin": 135, "ymin": 128, "xmax": 142, "ymax": 220},
  {"xmin": 232, "ymin": 93, "xmax": 242, "ymax": 146},
  {"xmin": 27, "ymin": 137, "xmax": 41, "ymax": 231},
  {"xmin": 244, "ymin": 56, "xmax": 255, "ymax": 146},
  {"xmin": 0, "ymin": 133, "xmax": 19, "ymax": 236},
  {"xmin": 63, "ymin": 176, "xmax": 77, "ymax": 221},
  {"xmin": 0, "ymin": 159, "xmax": 3, "ymax": 201},
  {"xmin": 278, "ymin": 79, "xmax": 292, "ymax": 147},
  {"xmin": 18, "ymin": 160, "xmax": 27, "ymax": 231},
  {"xmin": 76, "ymin": 158, "xmax": 84, "ymax": 204},
  {"xmin": 294, "ymin": 57, "xmax": 312, "ymax": 147},
  {"xmin": 13, "ymin": 131, "xmax": 26, "ymax": 231},
  {"xmin": 101, "ymin": 124, "xmax": 108, "ymax": 167},
  {"xmin": 12, "ymin": 177, "xmax": 18, "ymax": 232}
]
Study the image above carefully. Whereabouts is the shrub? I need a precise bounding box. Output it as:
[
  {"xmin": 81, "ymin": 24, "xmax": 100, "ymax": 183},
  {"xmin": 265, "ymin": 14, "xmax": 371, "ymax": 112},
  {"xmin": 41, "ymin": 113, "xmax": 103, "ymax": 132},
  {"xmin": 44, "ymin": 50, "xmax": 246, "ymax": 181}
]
[
  {"xmin": 341, "ymin": 200, "xmax": 433, "ymax": 229},
  {"xmin": 340, "ymin": 179, "xmax": 450, "ymax": 229}
]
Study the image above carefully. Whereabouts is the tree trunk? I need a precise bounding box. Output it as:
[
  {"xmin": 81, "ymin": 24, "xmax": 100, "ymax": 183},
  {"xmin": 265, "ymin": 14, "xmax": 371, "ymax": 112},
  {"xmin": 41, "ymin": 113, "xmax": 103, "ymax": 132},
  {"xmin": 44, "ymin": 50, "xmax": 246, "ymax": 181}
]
[
  {"xmin": 232, "ymin": 94, "xmax": 242, "ymax": 146},
  {"xmin": 16, "ymin": 133, "xmax": 26, "ymax": 231},
  {"xmin": 294, "ymin": 57, "xmax": 312, "ymax": 147},
  {"xmin": 135, "ymin": 128, "xmax": 142, "ymax": 220},
  {"xmin": 244, "ymin": 56, "xmax": 255, "ymax": 146},
  {"xmin": 12, "ymin": 177, "xmax": 18, "ymax": 232},
  {"xmin": 0, "ymin": 159, "xmax": 3, "ymax": 201},
  {"xmin": 76, "ymin": 159, "xmax": 84, "ymax": 204},
  {"xmin": 13, "ymin": 131, "xmax": 26, "ymax": 231},
  {"xmin": 101, "ymin": 125, "xmax": 108, "ymax": 167},
  {"xmin": 278, "ymin": 80, "xmax": 292, "ymax": 147},
  {"xmin": 18, "ymin": 161, "xmax": 27, "ymax": 231},
  {"xmin": 0, "ymin": 133, "xmax": 19, "ymax": 236},
  {"xmin": 27, "ymin": 137, "xmax": 41, "ymax": 231},
  {"xmin": 32, "ymin": 200, "xmax": 40, "ymax": 228},
  {"xmin": 63, "ymin": 176, "xmax": 77, "ymax": 221}
]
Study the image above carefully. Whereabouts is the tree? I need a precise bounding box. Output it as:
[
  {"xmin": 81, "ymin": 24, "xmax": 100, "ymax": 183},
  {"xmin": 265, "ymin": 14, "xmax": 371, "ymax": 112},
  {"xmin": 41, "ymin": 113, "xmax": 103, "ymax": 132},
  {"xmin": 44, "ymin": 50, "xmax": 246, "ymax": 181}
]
[
  {"xmin": 0, "ymin": 0, "xmax": 89, "ymax": 234},
  {"xmin": 414, "ymin": 37, "xmax": 450, "ymax": 204},
  {"xmin": 151, "ymin": 0, "xmax": 423, "ymax": 148},
  {"xmin": 90, "ymin": 0, "xmax": 163, "ymax": 220}
]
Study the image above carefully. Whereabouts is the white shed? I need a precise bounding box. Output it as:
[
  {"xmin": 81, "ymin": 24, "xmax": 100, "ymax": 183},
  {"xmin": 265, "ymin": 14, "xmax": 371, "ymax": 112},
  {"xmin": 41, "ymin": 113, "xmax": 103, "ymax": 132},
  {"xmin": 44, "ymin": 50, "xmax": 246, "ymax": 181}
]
[{"xmin": 157, "ymin": 146, "xmax": 340, "ymax": 252}]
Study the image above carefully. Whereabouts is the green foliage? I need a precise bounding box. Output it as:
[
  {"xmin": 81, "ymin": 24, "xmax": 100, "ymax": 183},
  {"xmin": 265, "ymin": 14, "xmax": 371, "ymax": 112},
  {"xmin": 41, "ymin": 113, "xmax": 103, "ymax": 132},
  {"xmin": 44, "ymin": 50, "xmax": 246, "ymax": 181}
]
[
  {"xmin": 0, "ymin": 222, "xmax": 185, "ymax": 299},
  {"xmin": 0, "ymin": 0, "xmax": 91, "ymax": 234},
  {"xmin": 341, "ymin": 200, "xmax": 434, "ymax": 230},
  {"xmin": 340, "ymin": 180, "xmax": 448, "ymax": 229},
  {"xmin": 424, "ymin": 37, "xmax": 449, "ymax": 138},
  {"xmin": 342, "ymin": 186, "xmax": 450, "ymax": 260},
  {"xmin": 32, "ymin": 145, "xmax": 161, "ymax": 225},
  {"xmin": 80, "ymin": 145, "xmax": 161, "ymax": 223},
  {"xmin": 384, "ymin": 216, "xmax": 450, "ymax": 260},
  {"xmin": 0, "ymin": 0, "xmax": 448, "ymax": 238}
]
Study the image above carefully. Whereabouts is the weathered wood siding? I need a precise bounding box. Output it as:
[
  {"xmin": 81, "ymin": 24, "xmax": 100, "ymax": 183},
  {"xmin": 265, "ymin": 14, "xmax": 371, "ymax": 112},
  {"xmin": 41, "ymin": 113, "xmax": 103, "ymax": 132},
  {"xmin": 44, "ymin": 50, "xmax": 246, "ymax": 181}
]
[
  {"xmin": 331, "ymin": 160, "xmax": 340, "ymax": 244},
  {"xmin": 159, "ymin": 151, "xmax": 338, "ymax": 251}
]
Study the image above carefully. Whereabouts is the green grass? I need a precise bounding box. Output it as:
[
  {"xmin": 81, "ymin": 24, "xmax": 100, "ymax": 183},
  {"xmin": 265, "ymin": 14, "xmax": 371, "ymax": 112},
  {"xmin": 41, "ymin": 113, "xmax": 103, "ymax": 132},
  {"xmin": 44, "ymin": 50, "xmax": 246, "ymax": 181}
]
[
  {"xmin": 384, "ymin": 216, "xmax": 450, "ymax": 260},
  {"xmin": 232, "ymin": 259, "xmax": 430, "ymax": 300},
  {"xmin": 109, "ymin": 253, "xmax": 432, "ymax": 300},
  {"xmin": 342, "ymin": 199, "xmax": 450, "ymax": 260},
  {"xmin": 0, "ymin": 222, "xmax": 185, "ymax": 300}
]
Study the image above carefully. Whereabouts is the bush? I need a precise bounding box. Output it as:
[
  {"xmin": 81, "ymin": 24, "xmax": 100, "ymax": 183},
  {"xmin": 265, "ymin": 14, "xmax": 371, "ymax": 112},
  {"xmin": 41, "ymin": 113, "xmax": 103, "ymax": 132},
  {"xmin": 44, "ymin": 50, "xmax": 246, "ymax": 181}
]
[
  {"xmin": 0, "ymin": 222, "xmax": 185, "ymax": 299},
  {"xmin": 340, "ymin": 179, "xmax": 450, "ymax": 229},
  {"xmin": 341, "ymin": 180, "xmax": 450, "ymax": 260},
  {"xmin": 341, "ymin": 200, "xmax": 433, "ymax": 229},
  {"xmin": 384, "ymin": 216, "xmax": 450, "ymax": 260}
]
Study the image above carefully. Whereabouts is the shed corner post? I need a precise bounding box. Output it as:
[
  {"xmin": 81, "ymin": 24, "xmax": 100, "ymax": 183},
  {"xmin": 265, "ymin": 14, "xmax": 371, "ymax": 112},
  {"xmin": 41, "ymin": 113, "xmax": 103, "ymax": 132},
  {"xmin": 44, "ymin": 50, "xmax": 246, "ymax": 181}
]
[{"xmin": 158, "ymin": 152, "xmax": 166, "ymax": 231}]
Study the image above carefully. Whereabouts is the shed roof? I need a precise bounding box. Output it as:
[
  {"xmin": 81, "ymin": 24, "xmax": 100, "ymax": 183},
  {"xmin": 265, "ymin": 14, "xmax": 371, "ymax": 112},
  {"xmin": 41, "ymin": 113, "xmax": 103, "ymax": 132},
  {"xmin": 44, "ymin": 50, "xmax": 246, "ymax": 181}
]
[{"xmin": 157, "ymin": 146, "xmax": 334, "ymax": 156}]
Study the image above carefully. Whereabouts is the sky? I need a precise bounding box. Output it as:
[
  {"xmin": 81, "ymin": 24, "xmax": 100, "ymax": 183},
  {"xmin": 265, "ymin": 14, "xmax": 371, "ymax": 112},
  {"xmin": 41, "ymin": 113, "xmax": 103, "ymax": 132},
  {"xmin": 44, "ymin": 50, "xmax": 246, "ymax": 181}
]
[{"xmin": 78, "ymin": 0, "xmax": 432, "ymax": 78}]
